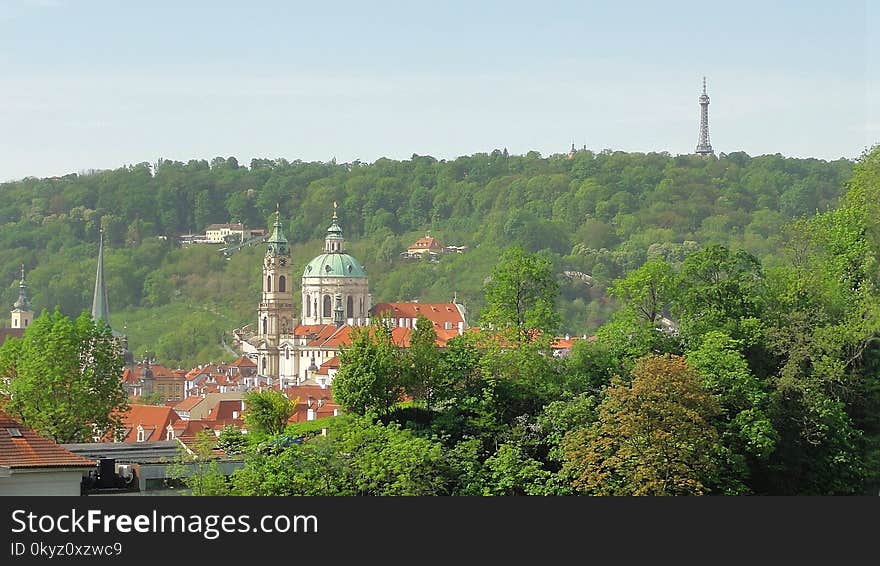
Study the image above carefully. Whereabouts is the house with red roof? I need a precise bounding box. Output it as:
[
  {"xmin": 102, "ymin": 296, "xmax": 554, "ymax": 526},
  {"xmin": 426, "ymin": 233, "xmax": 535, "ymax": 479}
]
[
  {"xmin": 0, "ymin": 410, "xmax": 96, "ymax": 495},
  {"xmin": 115, "ymin": 404, "xmax": 181, "ymax": 443}
]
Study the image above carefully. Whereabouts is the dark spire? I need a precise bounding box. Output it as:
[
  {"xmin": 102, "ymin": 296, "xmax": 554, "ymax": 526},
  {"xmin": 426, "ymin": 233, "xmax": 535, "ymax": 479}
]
[
  {"xmin": 13, "ymin": 264, "xmax": 31, "ymax": 311},
  {"xmin": 92, "ymin": 229, "xmax": 111, "ymax": 325}
]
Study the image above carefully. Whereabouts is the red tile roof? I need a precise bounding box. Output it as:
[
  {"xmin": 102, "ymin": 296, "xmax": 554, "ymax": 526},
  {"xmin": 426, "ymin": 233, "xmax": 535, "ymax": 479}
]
[
  {"xmin": 173, "ymin": 396, "xmax": 206, "ymax": 413},
  {"xmin": 371, "ymin": 302, "xmax": 465, "ymax": 330},
  {"xmin": 229, "ymin": 356, "xmax": 257, "ymax": 368},
  {"xmin": 407, "ymin": 236, "xmax": 443, "ymax": 250},
  {"xmin": 116, "ymin": 405, "xmax": 181, "ymax": 443},
  {"xmin": 316, "ymin": 356, "xmax": 340, "ymax": 375},
  {"xmin": 0, "ymin": 410, "xmax": 96, "ymax": 469}
]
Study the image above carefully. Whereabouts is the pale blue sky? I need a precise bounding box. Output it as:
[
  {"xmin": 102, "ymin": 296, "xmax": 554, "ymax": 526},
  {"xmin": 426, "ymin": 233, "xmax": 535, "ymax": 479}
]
[{"xmin": 0, "ymin": 0, "xmax": 876, "ymax": 181}]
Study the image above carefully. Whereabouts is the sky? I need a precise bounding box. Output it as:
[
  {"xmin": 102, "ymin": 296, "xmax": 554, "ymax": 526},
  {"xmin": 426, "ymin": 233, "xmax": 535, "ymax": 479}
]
[{"xmin": 0, "ymin": 0, "xmax": 876, "ymax": 181}]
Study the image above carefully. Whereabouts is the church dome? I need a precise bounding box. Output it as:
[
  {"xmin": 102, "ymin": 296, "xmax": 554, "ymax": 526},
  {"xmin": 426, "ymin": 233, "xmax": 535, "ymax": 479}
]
[{"xmin": 303, "ymin": 253, "xmax": 367, "ymax": 278}]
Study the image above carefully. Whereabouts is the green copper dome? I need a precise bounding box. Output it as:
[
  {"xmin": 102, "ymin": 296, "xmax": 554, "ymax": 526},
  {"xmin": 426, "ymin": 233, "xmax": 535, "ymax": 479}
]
[
  {"xmin": 303, "ymin": 253, "xmax": 367, "ymax": 278},
  {"xmin": 266, "ymin": 211, "xmax": 290, "ymax": 257}
]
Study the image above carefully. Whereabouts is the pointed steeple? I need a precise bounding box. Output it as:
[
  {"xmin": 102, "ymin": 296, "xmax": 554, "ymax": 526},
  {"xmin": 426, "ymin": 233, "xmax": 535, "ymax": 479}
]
[
  {"xmin": 13, "ymin": 265, "xmax": 31, "ymax": 311},
  {"xmin": 324, "ymin": 202, "xmax": 345, "ymax": 253},
  {"xmin": 92, "ymin": 229, "xmax": 110, "ymax": 325},
  {"xmin": 265, "ymin": 204, "xmax": 290, "ymax": 257}
]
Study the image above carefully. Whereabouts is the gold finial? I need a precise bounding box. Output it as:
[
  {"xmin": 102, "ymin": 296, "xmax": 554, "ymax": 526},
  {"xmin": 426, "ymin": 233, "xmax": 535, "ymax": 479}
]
[{"xmin": 332, "ymin": 201, "xmax": 338, "ymax": 220}]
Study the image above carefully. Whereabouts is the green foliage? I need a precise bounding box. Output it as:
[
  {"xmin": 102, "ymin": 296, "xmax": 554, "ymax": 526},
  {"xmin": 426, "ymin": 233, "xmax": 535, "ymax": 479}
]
[
  {"xmin": 217, "ymin": 425, "xmax": 248, "ymax": 455},
  {"xmin": 563, "ymin": 354, "xmax": 723, "ymax": 495},
  {"xmin": 332, "ymin": 323, "xmax": 403, "ymax": 415},
  {"xmin": 481, "ymin": 246, "xmax": 561, "ymax": 343},
  {"xmin": 231, "ymin": 415, "xmax": 448, "ymax": 496},
  {"xmin": 0, "ymin": 309, "xmax": 127, "ymax": 442},
  {"xmin": 169, "ymin": 430, "xmax": 230, "ymax": 496},
  {"xmin": 243, "ymin": 389, "xmax": 294, "ymax": 439}
]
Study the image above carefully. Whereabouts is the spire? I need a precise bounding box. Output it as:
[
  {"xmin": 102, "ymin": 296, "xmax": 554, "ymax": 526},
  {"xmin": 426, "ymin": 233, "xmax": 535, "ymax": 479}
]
[
  {"xmin": 695, "ymin": 76, "xmax": 714, "ymax": 156},
  {"xmin": 324, "ymin": 203, "xmax": 345, "ymax": 253},
  {"xmin": 13, "ymin": 264, "xmax": 31, "ymax": 311},
  {"xmin": 265, "ymin": 206, "xmax": 290, "ymax": 257},
  {"xmin": 92, "ymin": 229, "xmax": 111, "ymax": 325}
]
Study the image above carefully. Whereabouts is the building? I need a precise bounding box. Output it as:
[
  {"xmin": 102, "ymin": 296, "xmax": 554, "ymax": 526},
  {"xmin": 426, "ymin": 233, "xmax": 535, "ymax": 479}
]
[
  {"xmin": 404, "ymin": 234, "xmax": 444, "ymax": 258},
  {"xmin": 0, "ymin": 409, "xmax": 96, "ymax": 496},
  {"xmin": 300, "ymin": 203, "xmax": 371, "ymax": 326},
  {"xmin": 235, "ymin": 204, "xmax": 470, "ymax": 387},
  {"xmin": 204, "ymin": 223, "xmax": 264, "ymax": 244},
  {"xmin": 0, "ymin": 266, "xmax": 33, "ymax": 347}
]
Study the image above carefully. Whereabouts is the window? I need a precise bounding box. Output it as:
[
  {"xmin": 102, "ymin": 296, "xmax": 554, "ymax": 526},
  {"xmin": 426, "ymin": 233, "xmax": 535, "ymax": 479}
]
[
  {"xmin": 136, "ymin": 425, "xmax": 145, "ymax": 443},
  {"xmin": 346, "ymin": 296, "xmax": 353, "ymax": 319},
  {"xmin": 262, "ymin": 317, "xmax": 268, "ymax": 335},
  {"xmin": 6, "ymin": 427, "xmax": 22, "ymax": 437},
  {"xmin": 279, "ymin": 275, "xmax": 286, "ymax": 293},
  {"xmin": 306, "ymin": 295, "xmax": 311, "ymax": 318},
  {"xmin": 323, "ymin": 295, "xmax": 332, "ymax": 318},
  {"xmin": 267, "ymin": 275, "xmax": 273, "ymax": 292}
]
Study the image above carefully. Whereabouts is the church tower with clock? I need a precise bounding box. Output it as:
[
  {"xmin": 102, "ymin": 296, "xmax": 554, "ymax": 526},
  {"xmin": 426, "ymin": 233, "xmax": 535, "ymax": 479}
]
[{"xmin": 254, "ymin": 208, "xmax": 297, "ymax": 381}]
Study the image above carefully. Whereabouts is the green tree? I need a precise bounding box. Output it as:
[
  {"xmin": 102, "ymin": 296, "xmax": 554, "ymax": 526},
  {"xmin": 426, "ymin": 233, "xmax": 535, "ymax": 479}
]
[
  {"xmin": 481, "ymin": 246, "xmax": 560, "ymax": 344},
  {"xmin": 609, "ymin": 258, "xmax": 675, "ymax": 324},
  {"xmin": 332, "ymin": 324, "xmax": 403, "ymax": 415},
  {"xmin": 0, "ymin": 309, "xmax": 127, "ymax": 443},
  {"xmin": 217, "ymin": 424, "xmax": 248, "ymax": 455},
  {"xmin": 403, "ymin": 314, "xmax": 441, "ymax": 410},
  {"xmin": 563, "ymin": 354, "xmax": 722, "ymax": 495},
  {"xmin": 169, "ymin": 430, "xmax": 230, "ymax": 496},
  {"xmin": 243, "ymin": 389, "xmax": 294, "ymax": 438}
]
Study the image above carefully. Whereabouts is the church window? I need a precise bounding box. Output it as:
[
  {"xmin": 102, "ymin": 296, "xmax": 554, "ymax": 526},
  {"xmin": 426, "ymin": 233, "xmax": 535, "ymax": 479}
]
[
  {"xmin": 263, "ymin": 317, "xmax": 268, "ymax": 335},
  {"xmin": 323, "ymin": 295, "xmax": 332, "ymax": 317},
  {"xmin": 306, "ymin": 295, "xmax": 311, "ymax": 318},
  {"xmin": 279, "ymin": 275, "xmax": 286, "ymax": 292},
  {"xmin": 285, "ymin": 347, "xmax": 290, "ymax": 360},
  {"xmin": 267, "ymin": 275, "xmax": 272, "ymax": 292},
  {"xmin": 346, "ymin": 296, "xmax": 353, "ymax": 319}
]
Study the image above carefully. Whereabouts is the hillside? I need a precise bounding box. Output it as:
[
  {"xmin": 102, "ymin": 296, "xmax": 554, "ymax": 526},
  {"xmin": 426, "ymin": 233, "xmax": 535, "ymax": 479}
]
[{"xmin": 0, "ymin": 149, "xmax": 854, "ymax": 368}]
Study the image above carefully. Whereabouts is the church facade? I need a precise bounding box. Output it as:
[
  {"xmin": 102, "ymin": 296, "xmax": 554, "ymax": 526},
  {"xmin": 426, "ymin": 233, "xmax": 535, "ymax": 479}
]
[{"xmin": 236, "ymin": 205, "xmax": 468, "ymax": 387}]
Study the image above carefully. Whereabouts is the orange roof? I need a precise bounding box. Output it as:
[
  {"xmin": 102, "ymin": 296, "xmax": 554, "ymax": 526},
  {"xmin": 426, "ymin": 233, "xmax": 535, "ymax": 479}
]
[
  {"xmin": 173, "ymin": 396, "xmax": 206, "ymax": 413},
  {"xmin": 370, "ymin": 302, "xmax": 465, "ymax": 329},
  {"xmin": 229, "ymin": 356, "xmax": 257, "ymax": 368},
  {"xmin": 206, "ymin": 400, "xmax": 245, "ymax": 423},
  {"xmin": 316, "ymin": 356, "xmax": 340, "ymax": 375},
  {"xmin": 116, "ymin": 405, "xmax": 181, "ymax": 443},
  {"xmin": 0, "ymin": 410, "xmax": 96, "ymax": 469},
  {"xmin": 407, "ymin": 236, "xmax": 443, "ymax": 250}
]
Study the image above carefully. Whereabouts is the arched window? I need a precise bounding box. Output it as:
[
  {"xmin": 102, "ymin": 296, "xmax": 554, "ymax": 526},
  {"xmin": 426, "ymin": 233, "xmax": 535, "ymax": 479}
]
[
  {"xmin": 262, "ymin": 358, "xmax": 267, "ymax": 372},
  {"xmin": 323, "ymin": 295, "xmax": 332, "ymax": 318},
  {"xmin": 262, "ymin": 317, "xmax": 268, "ymax": 335},
  {"xmin": 306, "ymin": 295, "xmax": 311, "ymax": 318},
  {"xmin": 267, "ymin": 275, "xmax": 272, "ymax": 292},
  {"xmin": 279, "ymin": 275, "xmax": 286, "ymax": 292},
  {"xmin": 346, "ymin": 296, "xmax": 353, "ymax": 319},
  {"xmin": 313, "ymin": 299, "xmax": 318, "ymax": 318},
  {"xmin": 360, "ymin": 297, "xmax": 364, "ymax": 317}
]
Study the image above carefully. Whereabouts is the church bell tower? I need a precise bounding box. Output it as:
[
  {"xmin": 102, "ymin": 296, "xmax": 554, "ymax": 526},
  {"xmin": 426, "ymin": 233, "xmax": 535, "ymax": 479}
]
[{"xmin": 256, "ymin": 207, "xmax": 297, "ymax": 382}]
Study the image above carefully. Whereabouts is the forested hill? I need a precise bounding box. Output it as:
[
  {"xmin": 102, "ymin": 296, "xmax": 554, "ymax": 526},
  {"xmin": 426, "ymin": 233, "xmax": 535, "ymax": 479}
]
[{"xmin": 0, "ymin": 149, "xmax": 854, "ymax": 368}]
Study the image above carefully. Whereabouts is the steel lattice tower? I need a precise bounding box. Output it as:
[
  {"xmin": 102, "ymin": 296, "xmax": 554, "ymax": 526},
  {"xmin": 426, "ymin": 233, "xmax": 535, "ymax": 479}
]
[{"xmin": 695, "ymin": 77, "xmax": 714, "ymax": 156}]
